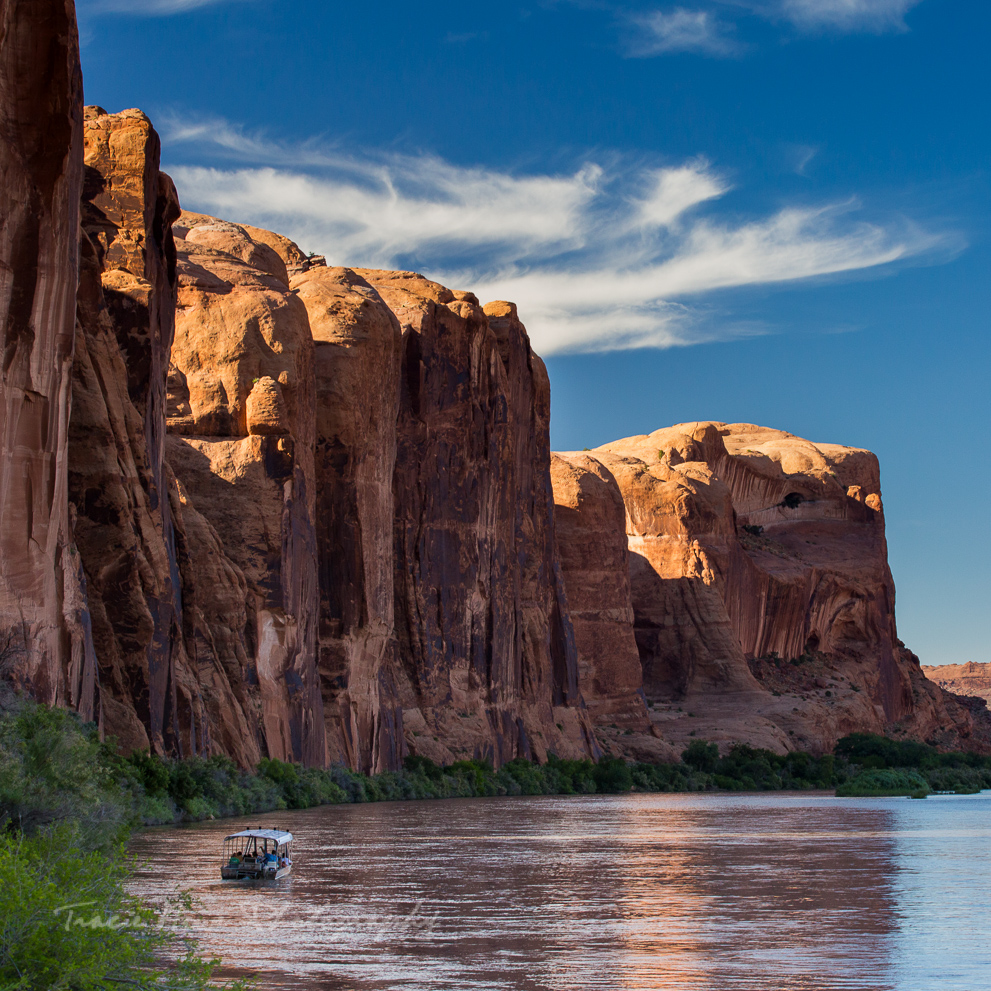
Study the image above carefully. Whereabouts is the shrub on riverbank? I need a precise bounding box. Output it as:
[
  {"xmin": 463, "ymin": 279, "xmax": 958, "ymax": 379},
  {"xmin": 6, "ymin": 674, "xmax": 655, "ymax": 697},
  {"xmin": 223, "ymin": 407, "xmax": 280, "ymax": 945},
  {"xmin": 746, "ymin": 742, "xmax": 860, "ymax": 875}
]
[
  {"xmin": 0, "ymin": 827, "xmax": 246, "ymax": 991},
  {"xmin": 836, "ymin": 769, "xmax": 931, "ymax": 797},
  {"xmin": 67, "ymin": 725, "xmax": 991, "ymax": 826},
  {"xmin": 0, "ymin": 698, "xmax": 249, "ymax": 990},
  {"xmin": 5, "ymin": 698, "xmax": 991, "ymax": 837},
  {"xmin": 0, "ymin": 699, "xmax": 130, "ymax": 848},
  {"xmin": 117, "ymin": 742, "xmax": 840, "ymax": 824},
  {"xmin": 835, "ymin": 732, "xmax": 991, "ymax": 794}
]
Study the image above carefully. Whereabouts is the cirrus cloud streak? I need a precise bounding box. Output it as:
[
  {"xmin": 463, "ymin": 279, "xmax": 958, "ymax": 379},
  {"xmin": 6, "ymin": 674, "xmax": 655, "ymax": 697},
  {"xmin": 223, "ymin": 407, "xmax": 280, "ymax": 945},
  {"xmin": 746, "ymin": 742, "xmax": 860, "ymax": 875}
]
[
  {"xmin": 165, "ymin": 118, "xmax": 950, "ymax": 355},
  {"xmin": 622, "ymin": 0, "xmax": 926, "ymax": 58},
  {"xmin": 80, "ymin": 0, "xmax": 258, "ymax": 15}
]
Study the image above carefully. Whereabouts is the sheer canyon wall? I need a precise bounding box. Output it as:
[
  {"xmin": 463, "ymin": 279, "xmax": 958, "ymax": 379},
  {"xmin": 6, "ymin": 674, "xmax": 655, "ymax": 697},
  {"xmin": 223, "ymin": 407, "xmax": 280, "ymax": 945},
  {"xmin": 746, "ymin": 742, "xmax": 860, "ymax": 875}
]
[{"xmin": 1, "ymin": 0, "xmax": 987, "ymax": 766}]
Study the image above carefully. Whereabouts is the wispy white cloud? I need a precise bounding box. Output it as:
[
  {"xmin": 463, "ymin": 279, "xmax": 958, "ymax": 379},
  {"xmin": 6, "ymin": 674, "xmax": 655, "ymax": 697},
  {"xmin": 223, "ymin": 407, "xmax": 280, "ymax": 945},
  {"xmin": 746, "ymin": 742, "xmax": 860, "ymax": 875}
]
[
  {"xmin": 164, "ymin": 119, "xmax": 949, "ymax": 355},
  {"xmin": 630, "ymin": 165, "xmax": 729, "ymax": 228},
  {"xmin": 626, "ymin": 8, "xmax": 740, "ymax": 56},
  {"xmin": 791, "ymin": 144, "xmax": 818, "ymax": 175},
  {"xmin": 82, "ymin": 0, "xmax": 257, "ymax": 15},
  {"xmin": 775, "ymin": 0, "xmax": 924, "ymax": 32},
  {"xmin": 623, "ymin": 0, "xmax": 925, "ymax": 57},
  {"xmin": 468, "ymin": 204, "xmax": 922, "ymax": 352}
]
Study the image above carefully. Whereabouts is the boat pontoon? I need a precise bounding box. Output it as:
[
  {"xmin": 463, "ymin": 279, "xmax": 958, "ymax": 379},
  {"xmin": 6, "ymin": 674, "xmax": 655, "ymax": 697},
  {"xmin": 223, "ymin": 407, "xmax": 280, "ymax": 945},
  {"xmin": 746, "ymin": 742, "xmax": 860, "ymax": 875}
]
[{"xmin": 221, "ymin": 828, "xmax": 294, "ymax": 880}]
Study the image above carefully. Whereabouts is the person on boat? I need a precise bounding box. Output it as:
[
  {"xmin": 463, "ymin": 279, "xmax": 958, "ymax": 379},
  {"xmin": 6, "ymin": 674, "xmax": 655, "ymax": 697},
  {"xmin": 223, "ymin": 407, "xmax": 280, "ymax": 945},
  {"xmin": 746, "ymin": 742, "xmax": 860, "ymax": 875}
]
[
  {"xmin": 228, "ymin": 850, "xmax": 241, "ymax": 866},
  {"xmin": 265, "ymin": 847, "xmax": 278, "ymax": 865}
]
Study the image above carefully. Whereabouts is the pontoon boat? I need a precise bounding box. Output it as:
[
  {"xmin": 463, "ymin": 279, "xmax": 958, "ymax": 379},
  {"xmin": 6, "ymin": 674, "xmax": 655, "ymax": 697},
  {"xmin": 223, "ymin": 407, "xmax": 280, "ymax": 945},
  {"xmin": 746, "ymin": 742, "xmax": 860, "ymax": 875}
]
[{"xmin": 221, "ymin": 828, "xmax": 293, "ymax": 880}]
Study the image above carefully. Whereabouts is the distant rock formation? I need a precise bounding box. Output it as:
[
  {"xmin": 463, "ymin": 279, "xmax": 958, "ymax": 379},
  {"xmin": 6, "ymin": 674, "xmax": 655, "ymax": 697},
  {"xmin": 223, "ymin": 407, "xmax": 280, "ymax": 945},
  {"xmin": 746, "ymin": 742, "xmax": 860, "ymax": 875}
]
[
  {"xmin": 569, "ymin": 423, "xmax": 989, "ymax": 754},
  {"xmin": 922, "ymin": 664, "xmax": 991, "ymax": 708}
]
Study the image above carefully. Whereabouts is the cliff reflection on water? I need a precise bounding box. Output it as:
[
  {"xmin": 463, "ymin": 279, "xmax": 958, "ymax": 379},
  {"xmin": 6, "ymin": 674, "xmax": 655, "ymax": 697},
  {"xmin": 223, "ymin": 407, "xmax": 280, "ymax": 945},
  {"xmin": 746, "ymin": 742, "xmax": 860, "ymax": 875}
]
[{"xmin": 127, "ymin": 793, "xmax": 991, "ymax": 990}]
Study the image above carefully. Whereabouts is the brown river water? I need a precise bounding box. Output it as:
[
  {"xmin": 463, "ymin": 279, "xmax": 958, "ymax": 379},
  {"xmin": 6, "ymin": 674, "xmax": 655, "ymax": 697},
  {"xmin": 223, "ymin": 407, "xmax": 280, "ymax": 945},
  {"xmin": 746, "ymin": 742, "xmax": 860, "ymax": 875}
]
[{"xmin": 127, "ymin": 792, "xmax": 991, "ymax": 990}]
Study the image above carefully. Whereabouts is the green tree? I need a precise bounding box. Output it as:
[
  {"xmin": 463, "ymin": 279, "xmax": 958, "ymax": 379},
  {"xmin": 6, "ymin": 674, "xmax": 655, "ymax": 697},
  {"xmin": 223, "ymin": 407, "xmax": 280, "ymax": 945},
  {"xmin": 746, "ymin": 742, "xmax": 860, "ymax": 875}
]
[
  {"xmin": 592, "ymin": 757, "xmax": 633, "ymax": 793},
  {"xmin": 681, "ymin": 740, "xmax": 719, "ymax": 774}
]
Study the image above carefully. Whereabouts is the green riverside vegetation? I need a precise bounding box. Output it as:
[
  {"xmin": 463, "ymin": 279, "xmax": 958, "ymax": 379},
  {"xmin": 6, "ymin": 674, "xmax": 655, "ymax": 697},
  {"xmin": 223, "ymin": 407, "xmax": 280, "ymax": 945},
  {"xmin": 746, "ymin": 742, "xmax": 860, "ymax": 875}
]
[
  {"xmin": 835, "ymin": 768, "xmax": 931, "ymax": 798},
  {"xmin": 3, "ymin": 697, "xmax": 990, "ymax": 987},
  {"xmin": 0, "ymin": 696, "xmax": 251, "ymax": 990}
]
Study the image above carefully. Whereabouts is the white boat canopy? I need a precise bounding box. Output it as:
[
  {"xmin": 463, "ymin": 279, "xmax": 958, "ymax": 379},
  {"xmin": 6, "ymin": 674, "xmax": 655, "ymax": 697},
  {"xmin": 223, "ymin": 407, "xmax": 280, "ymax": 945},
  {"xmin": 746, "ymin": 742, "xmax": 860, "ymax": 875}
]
[{"xmin": 224, "ymin": 828, "xmax": 293, "ymax": 843}]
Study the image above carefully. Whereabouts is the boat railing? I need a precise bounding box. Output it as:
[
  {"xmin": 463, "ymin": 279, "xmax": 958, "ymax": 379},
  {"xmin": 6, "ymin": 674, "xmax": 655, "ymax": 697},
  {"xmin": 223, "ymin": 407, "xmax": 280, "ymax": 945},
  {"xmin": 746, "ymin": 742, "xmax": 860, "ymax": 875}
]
[{"xmin": 222, "ymin": 834, "xmax": 293, "ymax": 875}]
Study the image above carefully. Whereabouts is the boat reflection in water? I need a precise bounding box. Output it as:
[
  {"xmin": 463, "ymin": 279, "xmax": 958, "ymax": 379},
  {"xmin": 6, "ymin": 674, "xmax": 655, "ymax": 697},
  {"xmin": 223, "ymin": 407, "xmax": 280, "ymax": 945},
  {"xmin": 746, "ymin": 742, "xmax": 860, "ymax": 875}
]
[{"xmin": 128, "ymin": 792, "xmax": 991, "ymax": 990}]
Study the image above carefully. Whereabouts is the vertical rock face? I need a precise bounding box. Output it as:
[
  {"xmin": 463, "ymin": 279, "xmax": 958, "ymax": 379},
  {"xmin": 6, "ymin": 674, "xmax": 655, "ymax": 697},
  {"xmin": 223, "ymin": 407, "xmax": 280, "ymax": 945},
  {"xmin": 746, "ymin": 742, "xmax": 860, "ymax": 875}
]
[
  {"xmin": 167, "ymin": 213, "xmax": 324, "ymax": 764},
  {"xmin": 65, "ymin": 113, "xmax": 274, "ymax": 766},
  {"xmin": 290, "ymin": 265, "xmax": 403, "ymax": 773},
  {"xmin": 550, "ymin": 453, "xmax": 650, "ymax": 733},
  {"xmin": 593, "ymin": 422, "xmax": 986, "ymax": 753},
  {"xmin": 162, "ymin": 239, "xmax": 595, "ymax": 767},
  {"xmin": 0, "ymin": 0, "xmax": 83, "ymax": 700},
  {"xmin": 69, "ymin": 107, "xmax": 192, "ymax": 753},
  {"xmin": 348, "ymin": 278, "xmax": 592, "ymax": 765}
]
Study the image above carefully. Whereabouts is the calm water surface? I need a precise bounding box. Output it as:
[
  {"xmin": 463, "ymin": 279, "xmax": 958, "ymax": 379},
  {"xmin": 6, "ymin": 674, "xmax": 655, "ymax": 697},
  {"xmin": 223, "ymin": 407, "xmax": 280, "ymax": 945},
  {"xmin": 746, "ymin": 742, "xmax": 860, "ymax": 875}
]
[{"xmin": 128, "ymin": 792, "xmax": 991, "ymax": 990}]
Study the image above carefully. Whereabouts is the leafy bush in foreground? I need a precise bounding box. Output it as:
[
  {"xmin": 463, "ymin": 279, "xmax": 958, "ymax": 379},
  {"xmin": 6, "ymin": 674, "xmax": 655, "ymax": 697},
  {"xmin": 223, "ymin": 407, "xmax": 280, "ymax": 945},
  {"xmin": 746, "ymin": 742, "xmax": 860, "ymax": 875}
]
[
  {"xmin": 0, "ymin": 827, "xmax": 246, "ymax": 991},
  {"xmin": 0, "ymin": 698, "xmax": 249, "ymax": 991}
]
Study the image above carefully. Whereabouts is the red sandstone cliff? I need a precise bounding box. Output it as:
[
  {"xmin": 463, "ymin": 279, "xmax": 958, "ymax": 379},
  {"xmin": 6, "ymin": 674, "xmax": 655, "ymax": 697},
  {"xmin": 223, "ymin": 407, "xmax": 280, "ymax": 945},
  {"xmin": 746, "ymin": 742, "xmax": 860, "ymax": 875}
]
[
  {"xmin": 0, "ymin": 0, "xmax": 83, "ymax": 702},
  {"xmin": 162, "ymin": 222, "xmax": 595, "ymax": 767},
  {"xmin": 1, "ymin": 0, "xmax": 984, "ymax": 767},
  {"xmin": 550, "ymin": 453, "xmax": 667, "ymax": 758},
  {"xmin": 371, "ymin": 285, "xmax": 593, "ymax": 765},
  {"xmin": 66, "ymin": 110, "xmax": 279, "ymax": 766},
  {"xmin": 71, "ymin": 107, "xmax": 187, "ymax": 753},
  {"xmin": 291, "ymin": 264, "xmax": 404, "ymax": 773},
  {"xmin": 167, "ymin": 212, "xmax": 325, "ymax": 765}
]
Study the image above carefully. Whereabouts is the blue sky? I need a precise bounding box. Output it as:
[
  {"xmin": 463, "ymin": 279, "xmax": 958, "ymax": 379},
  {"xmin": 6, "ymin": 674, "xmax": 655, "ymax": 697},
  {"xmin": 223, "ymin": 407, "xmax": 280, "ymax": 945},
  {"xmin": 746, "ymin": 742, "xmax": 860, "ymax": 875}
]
[{"xmin": 76, "ymin": 0, "xmax": 989, "ymax": 666}]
